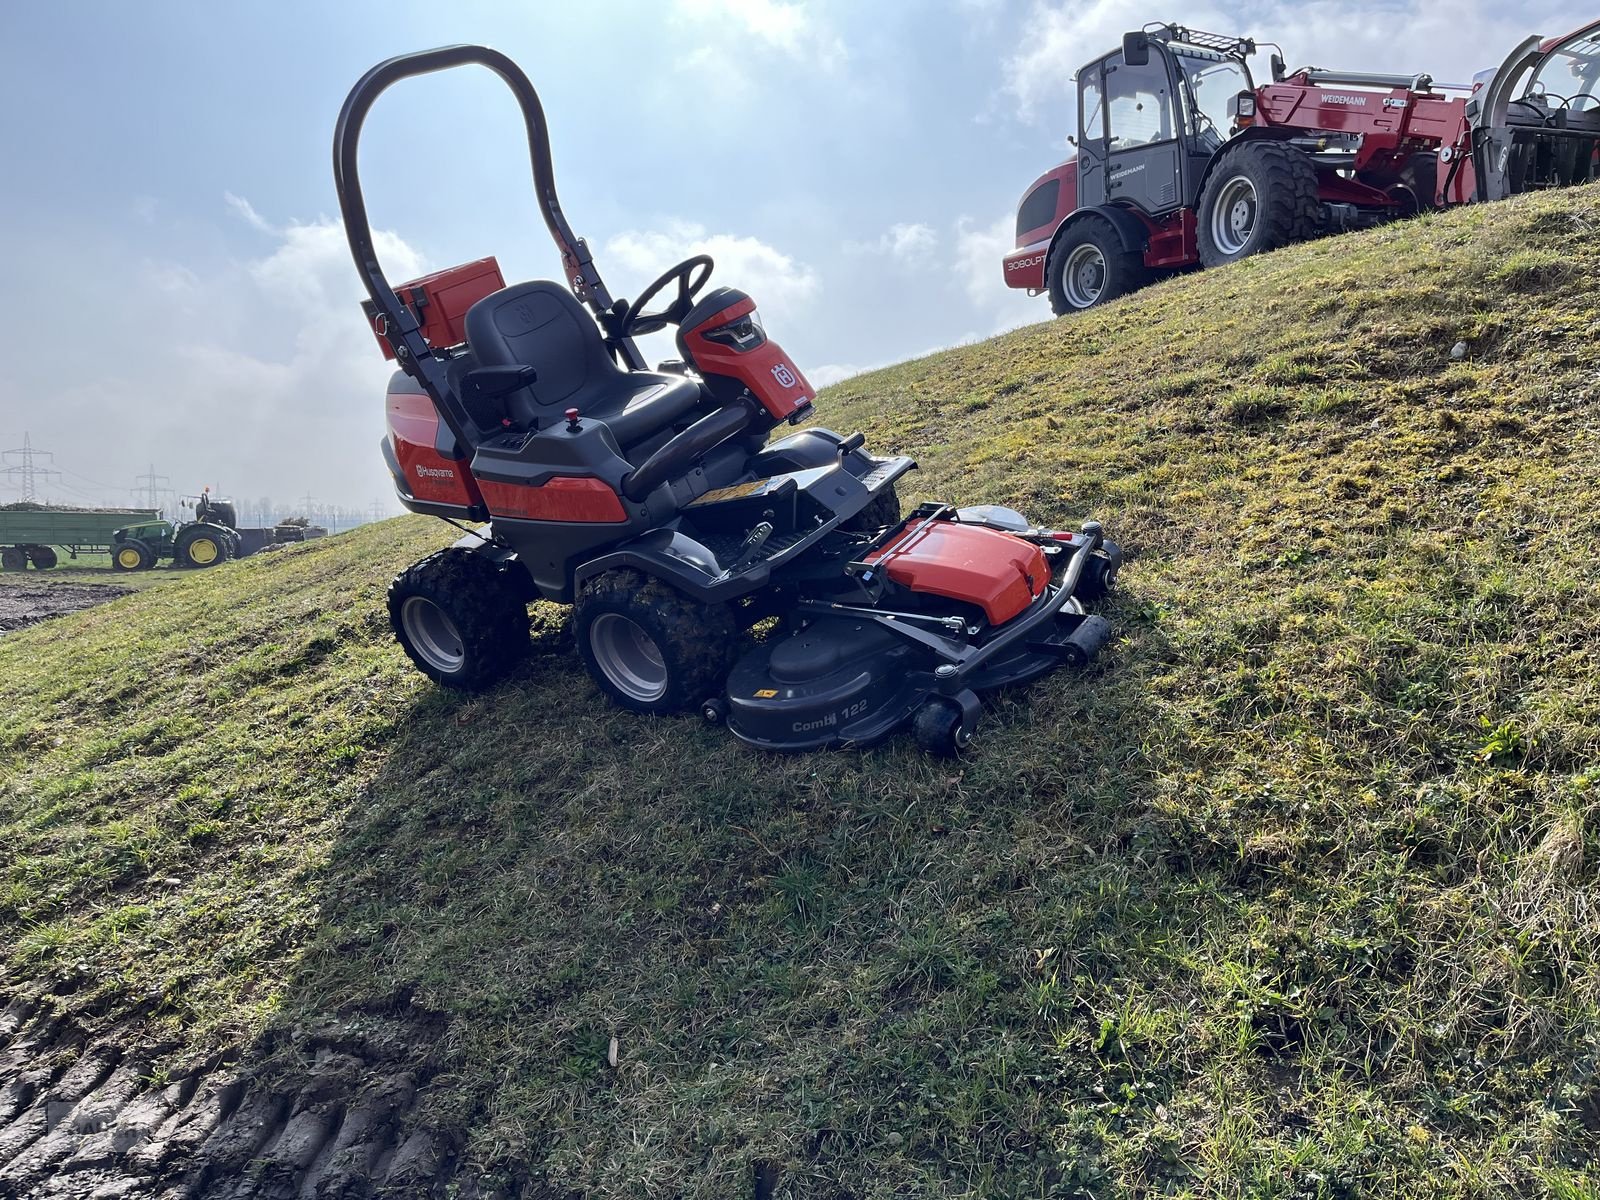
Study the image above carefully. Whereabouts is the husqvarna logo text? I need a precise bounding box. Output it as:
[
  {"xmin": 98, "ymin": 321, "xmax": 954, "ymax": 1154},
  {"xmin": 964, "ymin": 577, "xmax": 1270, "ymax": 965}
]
[
  {"xmin": 771, "ymin": 363, "xmax": 798, "ymax": 388},
  {"xmin": 416, "ymin": 465, "xmax": 455, "ymax": 480}
]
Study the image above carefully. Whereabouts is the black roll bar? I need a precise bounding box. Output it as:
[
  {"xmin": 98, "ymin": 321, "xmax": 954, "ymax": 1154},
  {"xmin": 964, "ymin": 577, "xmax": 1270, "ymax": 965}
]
[{"xmin": 332, "ymin": 45, "xmax": 646, "ymax": 412}]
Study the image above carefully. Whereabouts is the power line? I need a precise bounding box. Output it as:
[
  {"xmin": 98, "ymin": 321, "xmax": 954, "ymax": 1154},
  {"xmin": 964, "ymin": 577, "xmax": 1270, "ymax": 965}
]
[{"xmin": 1, "ymin": 433, "xmax": 62, "ymax": 503}]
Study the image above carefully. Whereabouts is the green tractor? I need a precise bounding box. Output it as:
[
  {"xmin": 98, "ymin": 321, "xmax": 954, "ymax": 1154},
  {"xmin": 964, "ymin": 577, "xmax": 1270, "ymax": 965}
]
[{"xmin": 110, "ymin": 492, "xmax": 240, "ymax": 571}]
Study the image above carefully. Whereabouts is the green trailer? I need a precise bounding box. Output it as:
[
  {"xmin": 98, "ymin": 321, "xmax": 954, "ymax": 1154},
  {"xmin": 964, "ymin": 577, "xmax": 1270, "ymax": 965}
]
[{"xmin": 0, "ymin": 507, "xmax": 160, "ymax": 571}]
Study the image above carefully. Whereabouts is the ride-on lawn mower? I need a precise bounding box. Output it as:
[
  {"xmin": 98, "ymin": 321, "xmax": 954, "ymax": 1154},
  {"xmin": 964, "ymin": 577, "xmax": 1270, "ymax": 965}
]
[{"xmin": 336, "ymin": 46, "xmax": 1120, "ymax": 755}]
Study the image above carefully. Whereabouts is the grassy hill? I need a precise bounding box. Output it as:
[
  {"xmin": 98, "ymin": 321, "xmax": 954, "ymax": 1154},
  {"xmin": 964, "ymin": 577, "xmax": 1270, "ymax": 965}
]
[{"xmin": 3, "ymin": 186, "xmax": 1599, "ymax": 1198}]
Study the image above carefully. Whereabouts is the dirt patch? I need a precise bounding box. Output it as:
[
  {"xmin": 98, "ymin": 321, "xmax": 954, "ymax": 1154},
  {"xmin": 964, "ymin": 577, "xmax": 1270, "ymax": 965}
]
[
  {"xmin": 0, "ymin": 994, "xmax": 497, "ymax": 1199},
  {"xmin": 0, "ymin": 583, "xmax": 131, "ymax": 635}
]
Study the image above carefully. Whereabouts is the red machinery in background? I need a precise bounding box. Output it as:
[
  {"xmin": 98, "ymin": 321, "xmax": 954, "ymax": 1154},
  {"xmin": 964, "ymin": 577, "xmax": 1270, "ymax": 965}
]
[{"xmin": 1004, "ymin": 19, "xmax": 1600, "ymax": 313}]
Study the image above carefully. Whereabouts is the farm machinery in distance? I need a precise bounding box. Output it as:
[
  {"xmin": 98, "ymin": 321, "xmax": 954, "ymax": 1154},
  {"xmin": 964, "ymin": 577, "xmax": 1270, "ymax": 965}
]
[
  {"xmin": 104, "ymin": 492, "xmax": 327, "ymax": 572},
  {"xmin": 1004, "ymin": 18, "xmax": 1600, "ymax": 313}
]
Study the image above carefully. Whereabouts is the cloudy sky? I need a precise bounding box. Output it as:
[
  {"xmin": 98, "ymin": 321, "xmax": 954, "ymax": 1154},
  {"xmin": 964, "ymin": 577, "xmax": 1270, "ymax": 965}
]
[{"xmin": 0, "ymin": 0, "xmax": 1581, "ymax": 510}]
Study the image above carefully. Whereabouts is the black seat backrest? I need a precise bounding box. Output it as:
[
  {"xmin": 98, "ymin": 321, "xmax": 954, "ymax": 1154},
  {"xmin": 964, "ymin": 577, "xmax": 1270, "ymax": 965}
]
[{"xmin": 463, "ymin": 281, "xmax": 622, "ymax": 428}]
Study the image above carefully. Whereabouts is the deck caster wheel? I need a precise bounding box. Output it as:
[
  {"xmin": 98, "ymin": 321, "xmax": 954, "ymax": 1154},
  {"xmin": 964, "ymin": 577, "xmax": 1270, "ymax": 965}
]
[
  {"xmin": 913, "ymin": 698, "xmax": 974, "ymax": 757},
  {"xmin": 702, "ymin": 697, "xmax": 729, "ymax": 724}
]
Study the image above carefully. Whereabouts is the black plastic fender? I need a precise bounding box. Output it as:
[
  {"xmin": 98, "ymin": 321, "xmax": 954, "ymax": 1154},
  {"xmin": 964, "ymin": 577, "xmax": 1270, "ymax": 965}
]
[
  {"xmin": 750, "ymin": 426, "xmax": 869, "ymax": 475},
  {"xmin": 573, "ymin": 528, "xmax": 762, "ymax": 602},
  {"xmin": 1052, "ymin": 204, "xmax": 1151, "ymax": 259}
]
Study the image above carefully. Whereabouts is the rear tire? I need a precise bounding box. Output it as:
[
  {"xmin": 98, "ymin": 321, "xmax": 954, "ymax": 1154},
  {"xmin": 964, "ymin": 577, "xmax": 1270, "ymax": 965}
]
[
  {"xmin": 913, "ymin": 698, "xmax": 974, "ymax": 757},
  {"xmin": 27, "ymin": 546, "xmax": 58, "ymax": 570},
  {"xmin": 1197, "ymin": 142, "xmax": 1321, "ymax": 268},
  {"xmin": 1, "ymin": 547, "xmax": 27, "ymax": 572},
  {"xmin": 112, "ymin": 541, "xmax": 154, "ymax": 572},
  {"xmin": 1048, "ymin": 216, "xmax": 1151, "ymax": 315},
  {"xmin": 387, "ymin": 549, "xmax": 530, "ymax": 690},
  {"xmin": 176, "ymin": 526, "xmax": 233, "ymax": 569},
  {"xmin": 840, "ymin": 484, "xmax": 901, "ymax": 532},
  {"xmin": 575, "ymin": 569, "xmax": 736, "ymax": 715}
]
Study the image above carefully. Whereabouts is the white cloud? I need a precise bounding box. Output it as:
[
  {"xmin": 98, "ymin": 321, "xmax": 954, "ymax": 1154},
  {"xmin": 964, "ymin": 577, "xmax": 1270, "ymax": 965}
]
[
  {"xmin": 675, "ymin": 45, "xmax": 754, "ymax": 101},
  {"xmin": 954, "ymin": 213, "xmax": 1043, "ymax": 333},
  {"xmin": 808, "ymin": 363, "xmax": 863, "ymax": 387},
  {"xmin": 853, "ymin": 222, "xmax": 938, "ymax": 265},
  {"xmin": 672, "ymin": 0, "xmax": 846, "ymax": 71},
  {"xmin": 602, "ymin": 220, "xmax": 819, "ymax": 327},
  {"xmin": 223, "ymin": 190, "xmax": 276, "ymax": 235},
  {"xmin": 67, "ymin": 197, "xmax": 435, "ymax": 509}
]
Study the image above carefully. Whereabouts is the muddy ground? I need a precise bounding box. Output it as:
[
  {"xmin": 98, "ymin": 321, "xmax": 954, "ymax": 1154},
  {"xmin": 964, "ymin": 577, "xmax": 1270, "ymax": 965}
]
[
  {"xmin": 0, "ymin": 993, "xmax": 500, "ymax": 1199},
  {"xmin": 0, "ymin": 582, "xmax": 132, "ymax": 635}
]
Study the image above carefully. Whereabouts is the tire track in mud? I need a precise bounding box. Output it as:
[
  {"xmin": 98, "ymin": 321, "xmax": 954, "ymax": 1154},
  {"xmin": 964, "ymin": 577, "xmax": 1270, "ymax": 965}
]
[{"xmin": 0, "ymin": 993, "xmax": 503, "ymax": 1199}]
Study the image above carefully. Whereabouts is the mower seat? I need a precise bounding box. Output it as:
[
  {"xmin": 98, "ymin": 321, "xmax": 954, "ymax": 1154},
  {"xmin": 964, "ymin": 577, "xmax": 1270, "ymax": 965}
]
[{"xmin": 464, "ymin": 281, "xmax": 701, "ymax": 448}]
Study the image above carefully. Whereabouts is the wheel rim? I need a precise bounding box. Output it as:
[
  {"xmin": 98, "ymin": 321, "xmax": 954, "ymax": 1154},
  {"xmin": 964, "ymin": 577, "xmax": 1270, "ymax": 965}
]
[
  {"xmin": 117, "ymin": 547, "xmax": 141, "ymax": 569},
  {"xmin": 589, "ymin": 613, "xmax": 667, "ymax": 703},
  {"xmin": 1061, "ymin": 243, "xmax": 1108, "ymax": 309},
  {"xmin": 189, "ymin": 537, "xmax": 219, "ymax": 565},
  {"xmin": 1211, "ymin": 174, "xmax": 1259, "ymax": 256},
  {"xmin": 401, "ymin": 596, "xmax": 466, "ymax": 674}
]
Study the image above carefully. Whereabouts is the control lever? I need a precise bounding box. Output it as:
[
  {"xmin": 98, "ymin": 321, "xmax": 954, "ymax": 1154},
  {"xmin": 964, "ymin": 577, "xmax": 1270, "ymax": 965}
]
[{"xmin": 729, "ymin": 521, "xmax": 775, "ymax": 572}]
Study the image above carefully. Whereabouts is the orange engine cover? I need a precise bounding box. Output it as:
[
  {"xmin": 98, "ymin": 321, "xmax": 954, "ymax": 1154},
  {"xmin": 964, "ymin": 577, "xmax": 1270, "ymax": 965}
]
[
  {"xmin": 866, "ymin": 520, "xmax": 1048, "ymax": 626},
  {"xmin": 386, "ymin": 386, "xmax": 484, "ymax": 510}
]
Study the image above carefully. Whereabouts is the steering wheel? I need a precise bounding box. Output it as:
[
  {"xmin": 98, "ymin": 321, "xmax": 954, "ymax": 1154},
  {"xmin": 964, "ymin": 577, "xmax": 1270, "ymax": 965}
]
[{"xmin": 619, "ymin": 254, "xmax": 714, "ymax": 337}]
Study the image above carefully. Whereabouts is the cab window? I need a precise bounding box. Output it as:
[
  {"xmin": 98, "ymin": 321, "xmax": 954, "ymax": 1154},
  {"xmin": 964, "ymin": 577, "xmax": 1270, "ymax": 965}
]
[
  {"xmin": 1106, "ymin": 55, "xmax": 1175, "ymax": 147},
  {"xmin": 1080, "ymin": 71, "xmax": 1105, "ymax": 143}
]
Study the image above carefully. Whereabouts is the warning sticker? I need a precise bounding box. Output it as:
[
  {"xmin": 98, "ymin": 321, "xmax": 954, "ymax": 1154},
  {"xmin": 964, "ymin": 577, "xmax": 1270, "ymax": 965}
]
[
  {"xmin": 754, "ymin": 688, "xmax": 778, "ymax": 698},
  {"xmin": 689, "ymin": 479, "xmax": 769, "ymax": 507}
]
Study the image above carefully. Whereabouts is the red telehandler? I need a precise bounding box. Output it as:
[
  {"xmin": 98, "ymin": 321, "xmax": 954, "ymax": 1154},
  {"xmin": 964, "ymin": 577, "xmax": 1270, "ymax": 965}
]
[{"xmin": 1003, "ymin": 19, "xmax": 1600, "ymax": 314}]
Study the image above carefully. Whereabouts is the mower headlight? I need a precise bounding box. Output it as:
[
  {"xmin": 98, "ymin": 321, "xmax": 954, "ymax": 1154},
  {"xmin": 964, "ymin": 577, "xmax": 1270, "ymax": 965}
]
[
  {"xmin": 701, "ymin": 310, "xmax": 767, "ymax": 352},
  {"xmin": 1234, "ymin": 92, "xmax": 1256, "ymax": 119}
]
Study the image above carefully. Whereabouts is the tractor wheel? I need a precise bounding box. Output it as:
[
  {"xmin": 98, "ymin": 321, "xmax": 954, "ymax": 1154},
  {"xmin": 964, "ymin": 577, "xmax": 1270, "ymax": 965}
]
[
  {"xmin": 574, "ymin": 569, "xmax": 737, "ymax": 715},
  {"xmin": 387, "ymin": 549, "xmax": 530, "ymax": 690},
  {"xmin": 840, "ymin": 484, "xmax": 902, "ymax": 532},
  {"xmin": 1047, "ymin": 216, "xmax": 1151, "ymax": 315},
  {"xmin": 27, "ymin": 546, "xmax": 58, "ymax": 570},
  {"xmin": 176, "ymin": 526, "xmax": 232, "ymax": 569},
  {"xmin": 1197, "ymin": 142, "xmax": 1322, "ymax": 268},
  {"xmin": 912, "ymin": 698, "xmax": 975, "ymax": 757},
  {"xmin": 0, "ymin": 547, "xmax": 27, "ymax": 572},
  {"xmin": 112, "ymin": 541, "xmax": 154, "ymax": 572}
]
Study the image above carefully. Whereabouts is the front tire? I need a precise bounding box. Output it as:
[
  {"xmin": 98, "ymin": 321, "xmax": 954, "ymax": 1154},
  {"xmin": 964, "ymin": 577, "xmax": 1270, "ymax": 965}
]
[
  {"xmin": 27, "ymin": 546, "xmax": 58, "ymax": 570},
  {"xmin": 840, "ymin": 484, "xmax": 901, "ymax": 532},
  {"xmin": 1197, "ymin": 142, "xmax": 1321, "ymax": 268},
  {"xmin": 574, "ymin": 569, "xmax": 736, "ymax": 715},
  {"xmin": 388, "ymin": 549, "xmax": 531, "ymax": 690},
  {"xmin": 1048, "ymin": 216, "xmax": 1151, "ymax": 315},
  {"xmin": 112, "ymin": 541, "xmax": 154, "ymax": 572}
]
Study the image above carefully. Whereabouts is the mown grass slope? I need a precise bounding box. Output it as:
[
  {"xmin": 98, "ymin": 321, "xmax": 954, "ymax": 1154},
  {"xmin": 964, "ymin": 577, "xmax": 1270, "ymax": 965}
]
[{"xmin": 3, "ymin": 186, "xmax": 1600, "ymax": 1198}]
